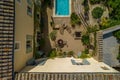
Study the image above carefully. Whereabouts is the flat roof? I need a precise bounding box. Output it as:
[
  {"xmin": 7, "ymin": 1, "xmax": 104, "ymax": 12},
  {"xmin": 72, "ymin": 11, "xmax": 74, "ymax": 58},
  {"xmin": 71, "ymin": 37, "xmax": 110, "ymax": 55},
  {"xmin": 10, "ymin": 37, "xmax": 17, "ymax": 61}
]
[{"xmin": 21, "ymin": 57, "xmax": 118, "ymax": 72}]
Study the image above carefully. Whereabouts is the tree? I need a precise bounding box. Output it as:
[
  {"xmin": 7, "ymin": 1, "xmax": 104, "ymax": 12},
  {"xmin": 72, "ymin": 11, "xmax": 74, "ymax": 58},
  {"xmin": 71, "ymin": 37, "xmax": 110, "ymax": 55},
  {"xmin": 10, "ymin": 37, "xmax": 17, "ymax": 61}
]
[
  {"xmin": 106, "ymin": 0, "xmax": 120, "ymax": 20},
  {"xmin": 92, "ymin": 7, "xmax": 104, "ymax": 19},
  {"xmin": 81, "ymin": 34, "xmax": 90, "ymax": 45},
  {"xmin": 71, "ymin": 13, "xmax": 81, "ymax": 26}
]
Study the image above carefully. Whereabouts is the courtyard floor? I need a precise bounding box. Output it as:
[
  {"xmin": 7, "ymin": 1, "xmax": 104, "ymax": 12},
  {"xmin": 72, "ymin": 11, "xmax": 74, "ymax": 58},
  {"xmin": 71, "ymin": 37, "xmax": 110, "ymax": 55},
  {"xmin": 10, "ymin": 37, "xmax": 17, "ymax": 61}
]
[{"xmin": 42, "ymin": 2, "xmax": 85, "ymax": 55}]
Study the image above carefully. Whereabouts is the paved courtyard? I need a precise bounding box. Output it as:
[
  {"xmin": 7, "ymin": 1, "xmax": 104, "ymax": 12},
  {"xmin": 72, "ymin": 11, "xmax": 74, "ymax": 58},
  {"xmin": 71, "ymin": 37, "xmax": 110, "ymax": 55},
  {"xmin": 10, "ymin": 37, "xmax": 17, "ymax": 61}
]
[
  {"xmin": 42, "ymin": 5, "xmax": 85, "ymax": 55},
  {"xmin": 21, "ymin": 57, "xmax": 118, "ymax": 72}
]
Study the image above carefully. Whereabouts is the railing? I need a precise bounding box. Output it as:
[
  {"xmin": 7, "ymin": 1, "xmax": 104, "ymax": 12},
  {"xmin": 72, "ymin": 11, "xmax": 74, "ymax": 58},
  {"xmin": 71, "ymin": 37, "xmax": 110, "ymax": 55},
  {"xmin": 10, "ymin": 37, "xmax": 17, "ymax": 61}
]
[
  {"xmin": 0, "ymin": 0, "xmax": 15, "ymax": 80},
  {"xmin": 15, "ymin": 72, "xmax": 120, "ymax": 80}
]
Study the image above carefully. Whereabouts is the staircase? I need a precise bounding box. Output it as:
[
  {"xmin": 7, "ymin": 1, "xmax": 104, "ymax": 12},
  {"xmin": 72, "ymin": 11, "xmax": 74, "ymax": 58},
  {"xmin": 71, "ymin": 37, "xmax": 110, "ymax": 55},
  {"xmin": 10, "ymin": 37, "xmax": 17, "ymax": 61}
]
[
  {"xmin": 74, "ymin": 0, "xmax": 89, "ymax": 29},
  {"xmin": 0, "ymin": 0, "xmax": 15, "ymax": 80},
  {"xmin": 96, "ymin": 31, "xmax": 103, "ymax": 62},
  {"xmin": 15, "ymin": 72, "xmax": 120, "ymax": 80}
]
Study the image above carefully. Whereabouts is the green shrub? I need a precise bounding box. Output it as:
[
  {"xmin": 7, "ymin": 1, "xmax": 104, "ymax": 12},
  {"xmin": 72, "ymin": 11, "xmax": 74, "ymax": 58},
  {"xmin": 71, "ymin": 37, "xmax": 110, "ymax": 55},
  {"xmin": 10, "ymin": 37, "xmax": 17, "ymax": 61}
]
[
  {"xmin": 49, "ymin": 30, "xmax": 57, "ymax": 41},
  {"xmin": 81, "ymin": 34, "xmax": 90, "ymax": 45},
  {"xmin": 92, "ymin": 7, "xmax": 104, "ymax": 19},
  {"xmin": 87, "ymin": 26, "xmax": 98, "ymax": 33},
  {"xmin": 100, "ymin": 19, "xmax": 120, "ymax": 30},
  {"xmin": 82, "ymin": 0, "xmax": 89, "ymax": 12},
  {"xmin": 79, "ymin": 51, "xmax": 89, "ymax": 59},
  {"xmin": 71, "ymin": 13, "xmax": 81, "ymax": 25},
  {"xmin": 113, "ymin": 30, "xmax": 120, "ymax": 40},
  {"xmin": 67, "ymin": 51, "xmax": 74, "ymax": 57},
  {"xmin": 48, "ymin": 49, "xmax": 57, "ymax": 58},
  {"xmin": 84, "ymin": 48, "xmax": 89, "ymax": 54}
]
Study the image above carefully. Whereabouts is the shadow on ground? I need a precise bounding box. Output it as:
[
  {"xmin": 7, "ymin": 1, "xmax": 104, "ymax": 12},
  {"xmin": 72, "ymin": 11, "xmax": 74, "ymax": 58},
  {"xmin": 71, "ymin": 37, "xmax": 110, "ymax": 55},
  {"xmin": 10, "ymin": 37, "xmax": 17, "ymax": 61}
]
[{"xmin": 40, "ymin": 3, "xmax": 53, "ymax": 55}]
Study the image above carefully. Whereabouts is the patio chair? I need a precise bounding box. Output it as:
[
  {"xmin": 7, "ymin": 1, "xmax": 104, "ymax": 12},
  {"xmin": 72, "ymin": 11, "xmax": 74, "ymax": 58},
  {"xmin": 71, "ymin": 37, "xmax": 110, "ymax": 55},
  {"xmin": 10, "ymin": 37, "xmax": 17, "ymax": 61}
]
[
  {"xmin": 53, "ymin": 25, "xmax": 60, "ymax": 30},
  {"xmin": 66, "ymin": 26, "xmax": 71, "ymax": 33},
  {"xmin": 59, "ymin": 26, "xmax": 64, "ymax": 35}
]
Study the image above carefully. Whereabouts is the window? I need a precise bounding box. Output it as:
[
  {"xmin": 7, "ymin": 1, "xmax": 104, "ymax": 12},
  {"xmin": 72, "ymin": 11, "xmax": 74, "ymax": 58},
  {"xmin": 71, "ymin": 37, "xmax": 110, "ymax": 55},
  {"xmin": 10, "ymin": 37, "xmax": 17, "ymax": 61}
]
[
  {"xmin": 26, "ymin": 35, "xmax": 32, "ymax": 53},
  {"xmin": 27, "ymin": 6, "xmax": 32, "ymax": 16},
  {"xmin": 15, "ymin": 41, "xmax": 20, "ymax": 51},
  {"xmin": 27, "ymin": 0, "xmax": 33, "ymax": 16}
]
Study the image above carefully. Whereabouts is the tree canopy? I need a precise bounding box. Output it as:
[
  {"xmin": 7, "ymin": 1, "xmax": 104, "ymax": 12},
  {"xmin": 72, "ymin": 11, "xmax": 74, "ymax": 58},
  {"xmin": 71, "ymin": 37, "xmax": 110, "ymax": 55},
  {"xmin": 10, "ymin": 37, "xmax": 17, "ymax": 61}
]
[
  {"xmin": 71, "ymin": 13, "xmax": 81, "ymax": 25},
  {"xmin": 92, "ymin": 7, "xmax": 104, "ymax": 19},
  {"xmin": 81, "ymin": 34, "xmax": 90, "ymax": 45},
  {"xmin": 106, "ymin": 0, "xmax": 120, "ymax": 20},
  {"xmin": 113, "ymin": 30, "xmax": 120, "ymax": 40}
]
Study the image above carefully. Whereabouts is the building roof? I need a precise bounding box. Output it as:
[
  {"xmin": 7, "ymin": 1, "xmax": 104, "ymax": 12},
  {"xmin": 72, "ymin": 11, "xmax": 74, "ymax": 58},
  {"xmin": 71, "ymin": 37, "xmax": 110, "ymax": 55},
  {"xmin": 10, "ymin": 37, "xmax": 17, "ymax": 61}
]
[
  {"xmin": 15, "ymin": 72, "xmax": 120, "ymax": 80},
  {"xmin": 103, "ymin": 25, "xmax": 120, "ymax": 34}
]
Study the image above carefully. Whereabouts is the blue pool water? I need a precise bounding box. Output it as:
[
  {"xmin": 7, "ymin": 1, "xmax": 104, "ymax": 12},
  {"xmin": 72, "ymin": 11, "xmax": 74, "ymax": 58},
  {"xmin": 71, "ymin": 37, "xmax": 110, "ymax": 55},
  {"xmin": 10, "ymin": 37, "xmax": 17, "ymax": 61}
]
[{"xmin": 55, "ymin": 0, "xmax": 69, "ymax": 16}]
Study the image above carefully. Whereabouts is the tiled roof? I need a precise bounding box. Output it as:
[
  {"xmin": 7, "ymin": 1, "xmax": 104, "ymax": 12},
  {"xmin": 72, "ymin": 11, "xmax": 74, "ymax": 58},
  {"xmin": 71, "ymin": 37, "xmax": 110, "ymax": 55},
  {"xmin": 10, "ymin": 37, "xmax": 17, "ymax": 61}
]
[{"xmin": 15, "ymin": 72, "xmax": 120, "ymax": 80}]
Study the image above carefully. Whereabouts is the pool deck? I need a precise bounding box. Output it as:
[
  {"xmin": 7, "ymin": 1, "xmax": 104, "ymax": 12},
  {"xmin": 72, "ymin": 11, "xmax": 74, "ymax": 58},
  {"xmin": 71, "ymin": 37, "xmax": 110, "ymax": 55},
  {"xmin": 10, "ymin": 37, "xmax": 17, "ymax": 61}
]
[{"xmin": 21, "ymin": 58, "xmax": 118, "ymax": 72}]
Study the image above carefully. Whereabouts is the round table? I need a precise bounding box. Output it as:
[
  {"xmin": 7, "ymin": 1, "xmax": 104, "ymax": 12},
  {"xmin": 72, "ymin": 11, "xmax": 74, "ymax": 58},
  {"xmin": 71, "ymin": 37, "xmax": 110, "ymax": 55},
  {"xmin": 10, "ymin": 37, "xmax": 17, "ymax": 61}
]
[{"xmin": 57, "ymin": 39, "xmax": 64, "ymax": 48}]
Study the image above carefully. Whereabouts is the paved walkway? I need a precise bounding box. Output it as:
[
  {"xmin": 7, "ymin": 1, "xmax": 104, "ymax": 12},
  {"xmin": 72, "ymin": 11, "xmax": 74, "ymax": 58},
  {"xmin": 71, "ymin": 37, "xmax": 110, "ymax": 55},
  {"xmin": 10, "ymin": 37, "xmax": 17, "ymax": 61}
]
[{"xmin": 21, "ymin": 58, "xmax": 118, "ymax": 72}]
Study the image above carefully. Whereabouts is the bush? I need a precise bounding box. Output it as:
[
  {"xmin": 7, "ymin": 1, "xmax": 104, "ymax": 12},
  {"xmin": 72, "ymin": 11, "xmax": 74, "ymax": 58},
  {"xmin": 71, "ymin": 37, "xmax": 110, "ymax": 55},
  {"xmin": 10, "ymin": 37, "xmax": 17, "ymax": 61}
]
[
  {"xmin": 99, "ymin": 17, "xmax": 109, "ymax": 29},
  {"xmin": 49, "ymin": 30, "xmax": 57, "ymax": 41},
  {"xmin": 67, "ymin": 51, "xmax": 74, "ymax": 57},
  {"xmin": 87, "ymin": 26, "xmax": 98, "ymax": 33},
  {"xmin": 81, "ymin": 34, "xmax": 90, "ymax": 45},
  {"xmin": 92, "ymin": 7, "xmax": 104, "ymax": 19},
  {"xmin": 79, "ymin": 51, "xmax": 89, "ymax": 59},
  {"xmin": 48, "ymin": 49, "xmax": 57, "ymax": 58},
  {"xmin": 113, "ymin": 30, "xmax": 120, "ymax": 40},
  {"xmin": 71, "ymin": 13, "xmax": 81, "ymax": 26},
  {"xmin": 84, "ymin": 48, "xmax": 89, "ymax": 54},
  {"xmin": 100, "ymin": 19, "xmax": 120, "ymax": 30}
]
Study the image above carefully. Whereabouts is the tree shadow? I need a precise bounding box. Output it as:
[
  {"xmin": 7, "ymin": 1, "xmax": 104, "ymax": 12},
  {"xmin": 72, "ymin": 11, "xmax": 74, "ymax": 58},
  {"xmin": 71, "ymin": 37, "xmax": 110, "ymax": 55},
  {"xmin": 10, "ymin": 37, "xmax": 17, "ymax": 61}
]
[{"xmin": 40, "ymin": 3, "xmax": 52, "ymax": 55}]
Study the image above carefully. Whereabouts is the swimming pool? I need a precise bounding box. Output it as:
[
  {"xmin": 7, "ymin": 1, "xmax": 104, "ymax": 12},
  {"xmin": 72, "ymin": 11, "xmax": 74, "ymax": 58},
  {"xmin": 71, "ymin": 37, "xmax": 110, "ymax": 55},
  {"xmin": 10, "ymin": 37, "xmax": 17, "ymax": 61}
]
[{"xmin": 54, "ymin": 0, "xmax": 71, "ymax": 17}]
